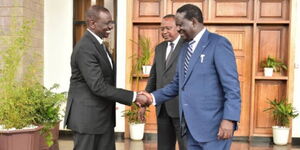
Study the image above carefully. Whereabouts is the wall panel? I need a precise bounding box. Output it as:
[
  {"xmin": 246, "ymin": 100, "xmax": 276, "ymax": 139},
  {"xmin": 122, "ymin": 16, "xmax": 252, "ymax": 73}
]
[
  {"xmin": 210, "ymin": 0, "xmax": 253, "ymax": 21},
  {"xmin": 253, "ymin": 81, "xmax": 286, "ymax": 135},
  {"xmin": 257, "ymin": 0, "xmax": 289, "ymax": 20}
]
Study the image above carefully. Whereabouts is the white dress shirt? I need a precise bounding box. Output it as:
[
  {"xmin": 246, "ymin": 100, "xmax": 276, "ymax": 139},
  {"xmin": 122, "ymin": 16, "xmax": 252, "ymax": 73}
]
[
  {"xmin": 87, "ymin": 29, "xmax": 137, "ymax": 102},
  {"xmin": 189, "ymin": 28, "xmax": 206, "ymax": 53},
  {"xmin": 87, "ymin": 29, "xmax": 113, "ymax": 69},
  {"xmin": 165, "ymin": 35, "xmax": 180, "ymax": 60}
]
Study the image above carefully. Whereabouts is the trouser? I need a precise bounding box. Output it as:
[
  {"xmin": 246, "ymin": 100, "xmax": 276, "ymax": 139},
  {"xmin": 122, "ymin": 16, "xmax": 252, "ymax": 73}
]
[{"xmin": 73, "ymin": 127, "xmax": 115, "ymax": 150}]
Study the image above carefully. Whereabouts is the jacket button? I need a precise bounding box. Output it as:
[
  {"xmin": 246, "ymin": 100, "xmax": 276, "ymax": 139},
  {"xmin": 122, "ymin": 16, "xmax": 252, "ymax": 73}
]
[{"xmin": 182, "ymin": 87, "xmax": 184, "ymax": 91}]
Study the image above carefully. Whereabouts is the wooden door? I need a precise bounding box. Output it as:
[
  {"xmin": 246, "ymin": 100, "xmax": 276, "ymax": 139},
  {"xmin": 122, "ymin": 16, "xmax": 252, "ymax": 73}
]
[
  {"xmin": 207, "ymin": 26, "xmax": 252, "ymax": 136},
  {"xmin": 131, "ymin": 25, "xmax": 163, "ymax": 133},
  {"xmin": 129, "ymin": 0, "xmax": 291, "ymax": 139}
]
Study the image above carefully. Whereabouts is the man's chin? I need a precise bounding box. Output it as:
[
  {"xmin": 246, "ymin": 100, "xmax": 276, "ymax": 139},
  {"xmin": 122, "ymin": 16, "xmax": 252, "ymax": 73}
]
[
  {"xmin": 180, "ymin": 35, "xmax": 187, "ymax": 40},
  {"xmin": 103, "ymin": 34, "xmax": 110, "ymax": 38}
]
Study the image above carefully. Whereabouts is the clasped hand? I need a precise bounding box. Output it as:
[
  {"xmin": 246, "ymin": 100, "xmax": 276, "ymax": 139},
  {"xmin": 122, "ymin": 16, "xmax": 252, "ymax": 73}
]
[
  {"xmin": 134, "ymin": 91, "xmax": 153, "ymax": 122},
  {"xmin": 134, "ymin": 91, "xmax": 153, "ymax": 107}
]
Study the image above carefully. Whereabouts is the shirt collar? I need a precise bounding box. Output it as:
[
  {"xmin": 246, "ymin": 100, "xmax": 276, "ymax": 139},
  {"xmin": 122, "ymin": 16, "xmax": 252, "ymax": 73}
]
[
  {"xmin": 87, "ymin": 28, "xmax": 103, "ymax": 44},
  {"xmin": 169, "ymin": 35, "xmax": 180, "ymax": 47},
  {"xmin": 192, "ymin": 28, "xmax": 206, "ymax": 46}
]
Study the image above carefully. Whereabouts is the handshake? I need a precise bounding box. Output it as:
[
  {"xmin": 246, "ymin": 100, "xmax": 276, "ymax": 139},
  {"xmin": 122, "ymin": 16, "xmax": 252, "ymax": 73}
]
[{"xmin": 134, "ymin": 91, "xmax": 153, "ymax": 107}]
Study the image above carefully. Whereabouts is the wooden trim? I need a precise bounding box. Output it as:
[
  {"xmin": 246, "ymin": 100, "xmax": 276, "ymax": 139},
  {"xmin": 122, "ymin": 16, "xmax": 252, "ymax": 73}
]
[
  {"xmin": 256, "ymin": 20, "xmax": 290, "ymax": 24},
  {"xmin": 255, "ymin": 76, "xmax": 288, "ymax": 80},
  {"xmin": 125, "ymin": 0, "xmax": 134, "ymax": 139},
  {"xmin": 249, "ymin": 1, "xmax": 258, "ymax": 137},
  {"xmin": 204, "ymin": 20, "xmax": 254, "ymax": 24},
  {"xmin": 287, "ymin": 0, "xmax": 296, "ymax": 143}
]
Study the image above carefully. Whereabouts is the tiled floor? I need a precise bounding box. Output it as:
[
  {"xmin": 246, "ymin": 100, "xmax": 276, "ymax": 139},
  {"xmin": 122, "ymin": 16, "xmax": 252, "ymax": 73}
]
[{"xmin": 58, "ymin": 137, "xmax": 300, "ymax": 150}]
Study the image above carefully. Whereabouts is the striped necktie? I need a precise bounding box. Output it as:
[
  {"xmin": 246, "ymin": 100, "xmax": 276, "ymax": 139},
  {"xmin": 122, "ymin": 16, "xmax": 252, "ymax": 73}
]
[{"xmin": 184, "ymin": 40, "xmax": 195, "ymax": 77}]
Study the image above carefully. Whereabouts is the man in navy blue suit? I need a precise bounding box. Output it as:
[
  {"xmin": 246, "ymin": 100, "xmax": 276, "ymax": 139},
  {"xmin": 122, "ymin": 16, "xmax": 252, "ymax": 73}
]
[{"xmin": 140, "ymin": 4, "xmax": 241, "ymax": 150}]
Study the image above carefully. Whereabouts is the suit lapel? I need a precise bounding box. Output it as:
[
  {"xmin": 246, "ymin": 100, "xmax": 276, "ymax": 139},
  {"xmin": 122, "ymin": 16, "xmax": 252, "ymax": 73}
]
[
  {"xmin": 160, "ymin": 42, "xmax": 168, "ymax": 70},
  {"xmin": 86, "ymin": 31, "xmax": 113, "ymax": 72},
  {"xmin": 182, "ymin": 30, "xmax": 210, "ymax": 86},
  {"xmin": 165, "ymin": 38, "xmax": 184, "ymax": 71}
]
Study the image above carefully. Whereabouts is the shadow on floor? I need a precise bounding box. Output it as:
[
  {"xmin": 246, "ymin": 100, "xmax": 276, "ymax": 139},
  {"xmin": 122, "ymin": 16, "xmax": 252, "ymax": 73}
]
[{"xmin": 58, "ymin": 136, "xmax": 300, "ymax": 150}]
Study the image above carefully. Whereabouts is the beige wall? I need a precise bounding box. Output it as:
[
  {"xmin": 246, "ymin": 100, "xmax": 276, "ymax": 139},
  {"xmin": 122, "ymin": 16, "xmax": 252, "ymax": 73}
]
[{"xmin": 0, "ymin": 0, "xmax": 44, "ymax": 80}]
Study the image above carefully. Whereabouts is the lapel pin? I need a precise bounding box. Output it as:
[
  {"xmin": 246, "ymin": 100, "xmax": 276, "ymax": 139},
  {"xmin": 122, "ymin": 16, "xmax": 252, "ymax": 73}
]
[{"xmin": 200, "ymin": 54, "xmax": 205, "ymax": 63}]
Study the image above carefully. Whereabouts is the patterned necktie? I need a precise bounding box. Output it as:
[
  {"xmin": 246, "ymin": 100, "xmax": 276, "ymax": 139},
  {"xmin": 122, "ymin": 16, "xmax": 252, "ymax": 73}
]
[
  {"xmin": 165, "ymin": 42, "xmax": 175, "ymax": 67},
  {"xmin": 184, "ymin": 40, "xmax": 195, "ymax": 77}
]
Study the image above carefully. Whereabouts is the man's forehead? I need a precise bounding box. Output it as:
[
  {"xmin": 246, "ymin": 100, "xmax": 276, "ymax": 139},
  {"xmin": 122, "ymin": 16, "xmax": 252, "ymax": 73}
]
[
  {"xmin": 98, "ymin": 11, "xmax": 111, "ymax": 18},
  {"xmin": 175, "ymin": 12, "xmax": 185, "ymax": 18},
  {"xmin": 162, "ymin": 18, "xmax": 175, "ymax": 24}
]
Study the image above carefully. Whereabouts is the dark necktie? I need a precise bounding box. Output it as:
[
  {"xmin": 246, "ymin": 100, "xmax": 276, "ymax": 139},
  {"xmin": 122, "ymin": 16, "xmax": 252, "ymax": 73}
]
[
  {"xmin": 102, "ymin": 44, "xmax": 113, "ymax": 69},
  {"xmin": 165, "ymin": 42, "xmax": 175, "ymax": 67},
  {"xmin": 184, "ymin": 40, "xmax": 195, "ymax": 77}
]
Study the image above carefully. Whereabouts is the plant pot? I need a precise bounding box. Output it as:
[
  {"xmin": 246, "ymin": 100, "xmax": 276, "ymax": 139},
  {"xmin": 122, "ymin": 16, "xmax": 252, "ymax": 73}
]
[
  {"xmin": 272, "ymin": 126, "xmax": 290, "ymax": 145},
  {"xmin": 40, "ymin": 122, "xmax": 60, "ymax": 150},
  {"xmin": 142, "ymin": 65, "xmax": 152, "ymax": 75},
  {"xmin": 0, "ymin": 126, "xmax": 43, "ymax": 150},
  {"xmin": 264, "ymin": 67, "xmax": 274, "ymax": 77},
  {"xmin": 129, "ymin": 123, "xmax": 145, "ymax": 140}
]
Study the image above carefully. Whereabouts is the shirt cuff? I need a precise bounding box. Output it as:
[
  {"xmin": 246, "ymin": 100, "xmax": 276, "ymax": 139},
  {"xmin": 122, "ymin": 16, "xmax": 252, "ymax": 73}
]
[
  {"xmin": 132, "ymin": 92, "xmax": 137, "ymax": 102},
  {"xmin": 150, "ymin": 93, "xmax": 156, "ymax": 105}
]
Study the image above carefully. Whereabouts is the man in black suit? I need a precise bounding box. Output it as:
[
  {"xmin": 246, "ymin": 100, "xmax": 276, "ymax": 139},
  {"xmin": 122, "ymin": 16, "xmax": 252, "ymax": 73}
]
[
  {"xmin": 145, "ymin": 14, "xmax": 186, "ymax": 150},
  {"xmin": 64, "ymin": 5, "xmax": 149, "ymax": 150}
]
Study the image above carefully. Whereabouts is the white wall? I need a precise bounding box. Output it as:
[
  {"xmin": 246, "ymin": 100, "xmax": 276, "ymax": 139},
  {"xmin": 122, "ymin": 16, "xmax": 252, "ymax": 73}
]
[
  {"xmin": 115, "ymin": 0, "xmax": 128, "ymax": 132},
  {"xmin": 43, "ymin": 0, "xmax": 127, "ymax": 132},
  {"xmin": 292, "ymin": 0, "xmax": 300, "ymax": 138},
  {"xmin": 44, "ymin": 0, "xmax": 73, "ymax": 128}
]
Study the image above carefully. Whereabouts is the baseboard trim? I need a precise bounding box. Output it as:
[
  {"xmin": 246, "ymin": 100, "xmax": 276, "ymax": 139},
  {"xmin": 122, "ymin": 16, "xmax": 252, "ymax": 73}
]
[
  {"xmin": 292, "ymin": 137, "xmax": 300, "ymax": 146},
  {"xmin": 58, "ymin": 130, "xmax": 300, "ymax": 146}
]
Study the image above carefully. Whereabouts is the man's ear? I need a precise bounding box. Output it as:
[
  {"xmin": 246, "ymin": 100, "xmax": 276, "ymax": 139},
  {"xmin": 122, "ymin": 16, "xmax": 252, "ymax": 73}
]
[
  {"xmin": 88, "ymin": 20, "xmax": 96, "ymax": 29},
  {"xmin": 191, "ymin": 17, "xmax": 198, "ymax": 27}
]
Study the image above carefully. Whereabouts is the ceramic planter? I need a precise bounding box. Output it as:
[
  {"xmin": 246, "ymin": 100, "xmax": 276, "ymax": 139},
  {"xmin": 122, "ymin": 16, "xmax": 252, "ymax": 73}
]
[
  {"xmin": 272, "ymin": 126, "xmax": 290, "ymax": 145},
  {"xmin": 40, "ymin": 123, "xmax": 60, "ymax": 150},
  {"xmin": 0, "ymin": 126, "xmax": 43, "ymax": 150},
  {"xmin": 129, "ymin": 123, "xmax": 145, "ymax": 140},
  {"xmin": 264, "ymin": 67, "xmax": 274, "ymax": 77},
  {"xmin": 142, "ymin": 65, "xmax": 152, "ymax": 75}
]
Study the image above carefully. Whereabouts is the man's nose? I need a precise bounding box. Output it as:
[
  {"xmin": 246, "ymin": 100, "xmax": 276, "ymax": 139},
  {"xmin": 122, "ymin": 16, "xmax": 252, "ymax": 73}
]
[
  {"xmin": 108, "ymin": 24, "xmax": 114, "ymax": 30},
  {"xmin": 162, "ymin": 28, "xmax": 167, "ymax": 34}
]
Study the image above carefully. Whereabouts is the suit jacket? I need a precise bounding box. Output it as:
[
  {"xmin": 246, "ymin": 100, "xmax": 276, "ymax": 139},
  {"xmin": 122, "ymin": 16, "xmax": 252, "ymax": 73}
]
[
  {"xmin": 152, "ymin": 30, "xmax": 241, "ymax": 142},
  {"xmin": 146, "ymin": 38, "xmax": 184, "ymax": 118},
  {"xmin": 64, "ymin": 31, "xmax": 133, "ymax": 134}
]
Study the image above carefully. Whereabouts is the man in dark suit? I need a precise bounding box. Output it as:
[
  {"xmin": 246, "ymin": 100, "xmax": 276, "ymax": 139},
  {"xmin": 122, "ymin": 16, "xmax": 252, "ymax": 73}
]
[
  {"xmin": 64, "ymin": 5, "xmax": 149, "ymax": 150},
  {"xmin": 141, "ymin": 4, "xmax": 241, "ymax": 150},
  {"xmin": 145, "ymin": 14, "xmax": 186, "ymax": 150}
]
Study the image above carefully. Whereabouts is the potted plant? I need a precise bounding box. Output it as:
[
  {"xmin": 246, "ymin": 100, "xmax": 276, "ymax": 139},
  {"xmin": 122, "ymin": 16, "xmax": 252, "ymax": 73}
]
[
  {"xmin": 261, "ymin": 56, "xmax": 287, "ymax": 77},
  {"xmin": 30, "ymin": 83, "xmax": 66, "ymax": 150},
  {"xmin": 122, "ymin": 103, "xmax": 148, "ymax": 140},
  {"xmin": 264, "ymin": 98, "xmax": 299, "ymax": 145},
  {"xmin": 131, "ymin": 36, "xmax": 152, "ymax": 75},
  {"xmin": 0, "ymin": 16, "xmax": 65, "ymax": 150}
]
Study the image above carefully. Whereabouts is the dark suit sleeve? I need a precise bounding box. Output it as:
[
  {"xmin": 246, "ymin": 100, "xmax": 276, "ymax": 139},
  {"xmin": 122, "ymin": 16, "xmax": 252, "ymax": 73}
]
[
  {"xmin": 214, "ymin": 37, "xmax": 241, "ymax": 122},
  {"xmin": 76, "ymin": 46, "xmax": 133, "ymax": 105},
  {"xmin": 145, "ymin": 47, "xmax": 158, "ymax": 92}
]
